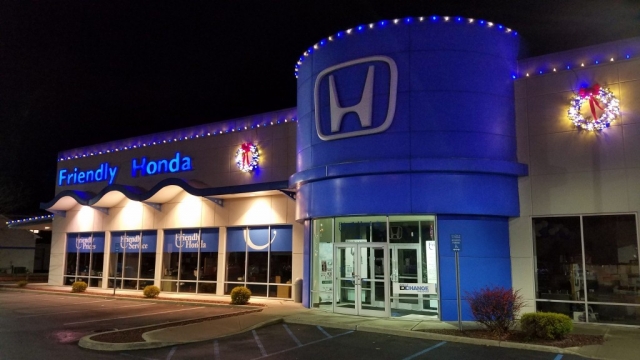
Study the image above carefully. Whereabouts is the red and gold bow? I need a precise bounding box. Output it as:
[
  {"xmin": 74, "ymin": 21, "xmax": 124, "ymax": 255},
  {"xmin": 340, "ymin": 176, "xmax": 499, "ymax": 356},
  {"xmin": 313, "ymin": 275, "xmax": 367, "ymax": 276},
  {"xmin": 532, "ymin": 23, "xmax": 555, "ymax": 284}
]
[{"xmin": 578, "ymin": 84, "xmax": 604, "ymax": 120}]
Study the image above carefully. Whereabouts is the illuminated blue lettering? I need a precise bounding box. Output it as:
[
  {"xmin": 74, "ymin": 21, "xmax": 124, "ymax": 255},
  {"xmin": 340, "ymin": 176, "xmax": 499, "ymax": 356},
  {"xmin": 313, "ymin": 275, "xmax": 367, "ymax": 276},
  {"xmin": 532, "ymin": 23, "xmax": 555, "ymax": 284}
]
[
  {"xmin": 131, "ymin": 152, "xmax": 193, "ymax": 178},
  {"xmin": 57, "ymin": 163, "xmax": 119, "ymax": 186},
  {"xmin": 147, "ymin": 161, "xmax": 158, "ymax": 175},
  {"xmin": 132, "ymin": 157, "xmax": 147, "ymax": 177}
]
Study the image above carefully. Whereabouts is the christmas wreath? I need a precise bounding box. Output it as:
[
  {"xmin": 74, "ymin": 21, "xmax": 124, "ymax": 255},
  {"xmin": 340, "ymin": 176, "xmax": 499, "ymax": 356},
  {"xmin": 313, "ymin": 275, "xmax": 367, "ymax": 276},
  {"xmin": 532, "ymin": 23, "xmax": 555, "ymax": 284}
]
[
  {"xmin": 568, "ymin": 84, "xmax": 620, "ymax": 131},
  {"xmin": 236, "ymin": 143, "xmax": 259, "ymax": 172}
]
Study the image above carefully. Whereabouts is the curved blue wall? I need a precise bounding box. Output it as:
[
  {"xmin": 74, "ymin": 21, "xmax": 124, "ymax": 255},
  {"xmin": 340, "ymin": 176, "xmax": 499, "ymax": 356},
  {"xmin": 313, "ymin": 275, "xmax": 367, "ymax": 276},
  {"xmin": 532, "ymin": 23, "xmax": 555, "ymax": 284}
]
[
  {"xmin": 293, "ymin": 17, "xmax": 527, "ymax": 320},
  {"xmin": 292, "ymin": 18, "xmax": 526, "ymax": 220}
]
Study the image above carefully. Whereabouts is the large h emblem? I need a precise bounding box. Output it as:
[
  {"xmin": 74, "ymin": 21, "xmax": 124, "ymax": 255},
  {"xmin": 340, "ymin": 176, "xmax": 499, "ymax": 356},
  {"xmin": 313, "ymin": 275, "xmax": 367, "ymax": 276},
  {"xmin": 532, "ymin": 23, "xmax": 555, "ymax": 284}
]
[{"xmin": 314, "ymin": 55, "xmax": 398, "ymax": 141}]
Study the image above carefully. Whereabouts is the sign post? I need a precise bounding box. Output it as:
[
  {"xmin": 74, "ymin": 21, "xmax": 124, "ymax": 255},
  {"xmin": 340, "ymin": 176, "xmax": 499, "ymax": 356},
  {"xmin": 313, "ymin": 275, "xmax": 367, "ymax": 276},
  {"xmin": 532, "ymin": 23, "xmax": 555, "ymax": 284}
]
[{"xmin": 451, "ymin": 234, "xmax": 463, "ymax": 331}]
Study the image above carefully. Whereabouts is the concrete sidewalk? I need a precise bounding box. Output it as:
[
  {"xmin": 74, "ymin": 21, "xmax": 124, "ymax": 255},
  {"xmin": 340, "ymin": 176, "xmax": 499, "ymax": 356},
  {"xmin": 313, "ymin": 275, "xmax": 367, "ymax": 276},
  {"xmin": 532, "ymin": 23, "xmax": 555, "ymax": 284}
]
[{"xmin": 4, "ymin": 284, "xmax": 640, "ymax": 359}]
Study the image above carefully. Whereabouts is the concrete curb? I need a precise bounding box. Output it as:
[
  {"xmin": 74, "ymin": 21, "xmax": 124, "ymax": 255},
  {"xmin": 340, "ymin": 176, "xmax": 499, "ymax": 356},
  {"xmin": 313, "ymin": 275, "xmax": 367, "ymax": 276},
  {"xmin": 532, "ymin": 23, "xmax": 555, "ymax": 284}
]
[
  {"xmin": 0, "ymin": 285, "xmax": 265, "ymax": 310},
  {"xmin": 79, "ymin": 312, "xmax": 282, "ymax": 351},
  {"xmin": 285, "ymin": 319, "xmax": 580, "ymax": 357}
]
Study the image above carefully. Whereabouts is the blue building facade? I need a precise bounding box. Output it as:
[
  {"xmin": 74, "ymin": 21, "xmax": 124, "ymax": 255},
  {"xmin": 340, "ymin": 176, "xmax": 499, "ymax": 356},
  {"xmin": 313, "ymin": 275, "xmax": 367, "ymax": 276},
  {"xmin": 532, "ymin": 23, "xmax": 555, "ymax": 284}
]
[{"xmin": 291, "ymin": 17, "xmax": 527, "ymax": 320}]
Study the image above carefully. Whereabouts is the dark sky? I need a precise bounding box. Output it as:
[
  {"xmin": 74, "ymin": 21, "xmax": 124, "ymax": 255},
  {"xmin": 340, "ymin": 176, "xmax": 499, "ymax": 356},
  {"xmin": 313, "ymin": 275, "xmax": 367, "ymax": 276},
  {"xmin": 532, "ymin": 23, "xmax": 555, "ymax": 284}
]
[{"xmin": 1, "ymin": 0, "xmax": 640, "ymax": 215}]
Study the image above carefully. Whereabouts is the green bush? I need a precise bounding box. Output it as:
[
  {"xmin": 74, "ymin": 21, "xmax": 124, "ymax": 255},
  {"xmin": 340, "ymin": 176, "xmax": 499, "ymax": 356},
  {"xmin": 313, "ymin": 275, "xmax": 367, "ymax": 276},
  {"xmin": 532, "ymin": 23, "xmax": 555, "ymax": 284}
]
[
  {"xmin": 230, "ymin": 286, "xmax": 252, "ymax": 305},
  {"xmin": 143, "ymin": 285, "xmax": 161, "ymax": 298},
  {"xmin": 520, "ymin": 312, "xmax": 573, "ymax": 340},
  {"xmin": 17, "ymin": 280, "xmax": 28, "ymax": 287},
  {"xmin": 71, "ymin": 281, "xmax": 88, "ymax": 293}
]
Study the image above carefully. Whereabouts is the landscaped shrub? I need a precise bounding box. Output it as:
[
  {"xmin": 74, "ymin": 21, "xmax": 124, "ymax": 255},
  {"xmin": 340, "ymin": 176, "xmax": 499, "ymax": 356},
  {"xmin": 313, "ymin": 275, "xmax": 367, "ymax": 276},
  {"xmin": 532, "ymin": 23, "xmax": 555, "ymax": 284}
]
[
  {"xmin": 230, "ymin": 286, "xmax": 251, "ymax": 305},
  {"xmin": 17, "ymin": 280, "xmax": 28, "ymax": 287},
  {"xmin": 465, "ymin": 286, "xmax": 525, "ymax": 338},
  {"xmin": 143, "ymin": 285, "xmax": 161, "ymax": 298},
  {"xmin": 520, "ymin": 312, "xmax": 573, "ymax": 340},
  {"xmin": 71, "ymin": 281, "xmax": 88, "ymax": 293}
]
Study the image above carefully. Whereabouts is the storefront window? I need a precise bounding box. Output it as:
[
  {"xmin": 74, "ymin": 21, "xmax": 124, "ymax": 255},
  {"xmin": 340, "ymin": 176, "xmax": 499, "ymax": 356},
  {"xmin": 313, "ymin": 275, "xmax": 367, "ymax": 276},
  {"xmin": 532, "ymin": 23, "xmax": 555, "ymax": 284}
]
[
  {"xmin": 534, "ymin": 215, "xmax": 640, "ymax": 325},
  {"xmin": 64, "ymin": 232, "xmax": 105, "ymax": 287},
  {"xmin": 225, "ymin": 225, "xmax": 293, "ymax": 298},
  {"xmin": 161, "ymin": 228, "xmax": 219, "ymax": 294},
  {"xmin": 109, "ymin": 230, "xmax": 157, "ymax": 290}
]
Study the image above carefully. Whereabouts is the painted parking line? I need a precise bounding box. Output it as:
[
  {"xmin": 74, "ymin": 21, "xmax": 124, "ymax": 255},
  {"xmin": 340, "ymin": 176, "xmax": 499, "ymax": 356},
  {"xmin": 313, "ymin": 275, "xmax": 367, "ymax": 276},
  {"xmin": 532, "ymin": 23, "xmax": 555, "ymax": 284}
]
[
  {"xmin": 283, "ymin": 324, "xmax": 303, "ymax": 347},
  {"xmin": 316, "ymin": 325, "xmax": 332, "ymax": 338},
  {"xmin": 12, "ymin": 298, "xmax": 117, "ymax": 312},
  {"xmin": 253, "ymin": 330, "xmax": 268, "ymax": 357},
  {"xmin": 401, "ymin": 341, "xmax": 447, "ymax": 360},
  {"xmin": 63, "ymin": 306, "xmax": 204, "ymax": 325},
  {"xmin": 250, "ymin": 329, "xmax": 354, "ymax": 360},
  {"xmin": 16, "ymin": 301, "xmax": 152, "ymax": 318},
  {"xmin": 6, "ymin": 297, "xmax": 113, "ymax": 309},
  {"xmin": 166, "ymin": 346, "xmax": 177, "ymax": 360},
  {"xmin": 554, "ymin": 354, "xmax": 563, "ymax": 360},
  {"xmin": 120, "ymin": 353, "xmax": 158, "ymax": 360},
  {"xmin": 213, "ymin": 340, "xmax": 220, "ymax": 360}
]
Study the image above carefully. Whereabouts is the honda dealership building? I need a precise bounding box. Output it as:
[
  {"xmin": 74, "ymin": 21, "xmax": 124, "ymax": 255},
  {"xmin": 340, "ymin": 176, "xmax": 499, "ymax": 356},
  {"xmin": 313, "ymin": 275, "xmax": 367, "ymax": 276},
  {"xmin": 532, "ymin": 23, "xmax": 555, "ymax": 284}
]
[{"xmin": 34, "ymin": 17, "xmax": 640, "ymax": 325}]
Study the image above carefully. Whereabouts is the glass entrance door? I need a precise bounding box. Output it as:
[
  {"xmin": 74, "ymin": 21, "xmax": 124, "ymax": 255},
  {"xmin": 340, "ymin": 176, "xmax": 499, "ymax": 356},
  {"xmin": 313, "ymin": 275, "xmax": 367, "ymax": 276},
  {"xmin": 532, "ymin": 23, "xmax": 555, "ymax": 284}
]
[
  {"xmin": 334, "ymin": 243, "xmax": 388, "ymax": 317},
  {"xmin": 390, "ymin": 244, "xmax": 424, "ymax": 313}
]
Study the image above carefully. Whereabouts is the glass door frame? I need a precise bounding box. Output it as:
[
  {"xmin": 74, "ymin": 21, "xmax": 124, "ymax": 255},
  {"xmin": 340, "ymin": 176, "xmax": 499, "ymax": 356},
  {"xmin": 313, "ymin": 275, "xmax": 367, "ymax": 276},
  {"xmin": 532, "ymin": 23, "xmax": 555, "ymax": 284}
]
[
  {"xmin": 389, "ymin": 243, "xmax": 425, "ymax": 311},
  {"xmin": 333, "ymin": 242, "xmax": 389, "ymax": 317}
]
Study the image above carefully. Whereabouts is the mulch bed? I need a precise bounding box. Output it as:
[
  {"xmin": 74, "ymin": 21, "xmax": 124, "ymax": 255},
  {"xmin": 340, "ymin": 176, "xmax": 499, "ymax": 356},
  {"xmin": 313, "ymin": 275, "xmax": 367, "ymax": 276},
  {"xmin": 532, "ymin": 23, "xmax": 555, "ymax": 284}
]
[
  {"xmin": 90, "ymin": 308, "xmax": 263, "ymax": 343},
  {"xmin": 421, "ymin": 329, "xmax": 604, "ymax": 348}
]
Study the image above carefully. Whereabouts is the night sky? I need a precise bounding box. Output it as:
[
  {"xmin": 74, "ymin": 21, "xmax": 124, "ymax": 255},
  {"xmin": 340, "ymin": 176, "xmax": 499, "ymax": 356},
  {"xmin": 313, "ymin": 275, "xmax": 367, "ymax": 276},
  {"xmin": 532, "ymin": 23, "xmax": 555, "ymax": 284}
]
[{"xmin": 1, "ymin": 0, "xmax": 639, "ymax": 216}]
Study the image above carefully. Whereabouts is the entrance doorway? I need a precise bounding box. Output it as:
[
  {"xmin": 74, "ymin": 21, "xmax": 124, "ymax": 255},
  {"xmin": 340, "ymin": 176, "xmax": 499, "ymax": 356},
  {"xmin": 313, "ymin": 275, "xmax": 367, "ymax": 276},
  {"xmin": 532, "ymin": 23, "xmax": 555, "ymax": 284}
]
[
  {"xmin": 389, "ymin": 244, "xmax": 437, "ymax": 317},
  {"xmin": 334, "ymin": 243, "xmax": 388, "ymax": 316}
]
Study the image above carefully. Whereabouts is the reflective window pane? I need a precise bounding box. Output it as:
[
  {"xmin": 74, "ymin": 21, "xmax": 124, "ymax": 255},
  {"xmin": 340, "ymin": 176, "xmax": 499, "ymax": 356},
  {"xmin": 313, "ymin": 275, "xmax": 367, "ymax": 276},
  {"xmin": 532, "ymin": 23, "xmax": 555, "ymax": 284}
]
[
  {"xmin": 583, "ymin": 215, "xmax": 639, "ymax": 305},
  {"xmin": 534, "ymin": 217, "xmax": 582, "ymax": 300}
]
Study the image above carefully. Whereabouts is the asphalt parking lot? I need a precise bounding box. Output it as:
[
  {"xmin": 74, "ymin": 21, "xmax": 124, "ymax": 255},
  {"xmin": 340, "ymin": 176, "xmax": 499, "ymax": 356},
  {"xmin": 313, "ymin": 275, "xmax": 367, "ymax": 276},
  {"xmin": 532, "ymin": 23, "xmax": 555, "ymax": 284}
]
[
  {"xmin": 0, "ymin": 289, "xmax": 250, "ymax": 360},
  {"xmin": 0, "ymin": 289, "xmax": 589, "ymax": 360},
  {"xmin": 120, "ymin": 322, "xmax": 589, "ymax": 360}
]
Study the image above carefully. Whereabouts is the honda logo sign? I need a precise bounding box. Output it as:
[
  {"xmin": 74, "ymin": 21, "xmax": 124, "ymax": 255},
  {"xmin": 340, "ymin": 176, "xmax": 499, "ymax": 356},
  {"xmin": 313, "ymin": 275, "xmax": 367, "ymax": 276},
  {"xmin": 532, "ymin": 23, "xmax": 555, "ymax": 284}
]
[{"xmin": 314, "ymin": 55, "xmax": 398, "ymax": 141}]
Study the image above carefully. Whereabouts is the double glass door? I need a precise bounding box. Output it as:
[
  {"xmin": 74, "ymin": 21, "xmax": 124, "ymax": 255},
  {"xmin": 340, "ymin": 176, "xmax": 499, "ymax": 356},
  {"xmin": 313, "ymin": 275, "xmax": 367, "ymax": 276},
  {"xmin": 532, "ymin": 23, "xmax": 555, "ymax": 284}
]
[{"xmin": 334, "ymin": 243, "xmax": 389, "ymax": 316}]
